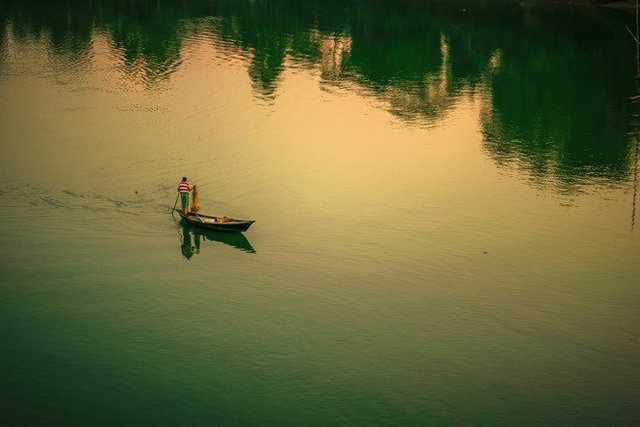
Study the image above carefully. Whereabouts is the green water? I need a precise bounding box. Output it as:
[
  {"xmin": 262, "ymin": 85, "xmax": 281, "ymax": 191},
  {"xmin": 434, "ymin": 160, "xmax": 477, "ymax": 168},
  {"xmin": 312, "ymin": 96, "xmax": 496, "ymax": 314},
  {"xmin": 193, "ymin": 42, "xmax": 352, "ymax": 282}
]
[{"xmin": 1, "ymin": 0, "xmax": 639, "ymax": 425}]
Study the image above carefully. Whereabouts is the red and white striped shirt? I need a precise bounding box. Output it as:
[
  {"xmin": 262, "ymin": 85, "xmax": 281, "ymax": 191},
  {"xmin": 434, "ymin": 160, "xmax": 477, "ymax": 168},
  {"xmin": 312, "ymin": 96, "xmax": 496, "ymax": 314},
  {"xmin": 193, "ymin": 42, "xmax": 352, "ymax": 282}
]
[{"xmin": 178, "ymin": 182, "xmax": 190, "ymax": 193}]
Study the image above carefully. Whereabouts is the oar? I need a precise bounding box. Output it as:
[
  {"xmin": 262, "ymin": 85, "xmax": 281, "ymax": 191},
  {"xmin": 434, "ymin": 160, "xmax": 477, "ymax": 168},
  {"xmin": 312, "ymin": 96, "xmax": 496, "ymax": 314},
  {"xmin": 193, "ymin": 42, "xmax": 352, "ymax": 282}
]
[
  {"xmin": 172, "ymin": 193, "xmax": 180, "ymax": 212},
  {"xmin": 194, "ymin": 212, "xmax": 207, "ymax": 224}
]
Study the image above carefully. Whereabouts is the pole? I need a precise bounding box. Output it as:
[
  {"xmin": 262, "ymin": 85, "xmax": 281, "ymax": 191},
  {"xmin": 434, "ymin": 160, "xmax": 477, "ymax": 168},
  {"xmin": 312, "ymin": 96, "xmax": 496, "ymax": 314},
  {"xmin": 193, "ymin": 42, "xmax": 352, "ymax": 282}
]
[
  {"xmin": 632, "ymin": 136, "xmax": 638, "ymax": 231},
  {"xmin": 636, "ymin": 0, "xmax": 640, "ymax": 79},
  {"xmin": 625, "ymin": 2, "xmax": 640, "ymax": 98},
  {"xmin": 172, "ymin": 193, "xmax": 179, "ymax": 212}
]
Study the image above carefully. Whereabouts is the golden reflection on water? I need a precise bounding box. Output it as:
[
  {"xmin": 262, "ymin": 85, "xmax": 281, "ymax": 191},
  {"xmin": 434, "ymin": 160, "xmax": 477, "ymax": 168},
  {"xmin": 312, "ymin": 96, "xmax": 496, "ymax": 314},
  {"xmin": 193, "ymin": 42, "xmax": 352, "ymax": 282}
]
[
  {"xmin": 2, "ymin": 30, "xmax": 639, "ymax": 246},
  {"xmin": 0, "ymin": 10, "xmax": 637, "ymax": 283}
]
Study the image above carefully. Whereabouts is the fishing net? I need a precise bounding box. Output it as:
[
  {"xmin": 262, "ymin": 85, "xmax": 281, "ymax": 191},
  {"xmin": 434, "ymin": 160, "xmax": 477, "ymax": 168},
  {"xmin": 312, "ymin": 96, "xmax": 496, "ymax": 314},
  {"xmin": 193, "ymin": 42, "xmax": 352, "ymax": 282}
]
[{"xmin": 191, "ymin": 185, "xmax": 201, "ymax": 213}]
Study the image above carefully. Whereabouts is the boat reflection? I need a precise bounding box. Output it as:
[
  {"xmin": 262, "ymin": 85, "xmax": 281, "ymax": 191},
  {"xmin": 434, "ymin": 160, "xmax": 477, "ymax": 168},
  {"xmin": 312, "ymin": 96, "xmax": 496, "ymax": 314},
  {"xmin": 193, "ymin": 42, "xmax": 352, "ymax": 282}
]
[{"xmin": 179, "ymin": 219, "xmax": 256, "ymax": 260}]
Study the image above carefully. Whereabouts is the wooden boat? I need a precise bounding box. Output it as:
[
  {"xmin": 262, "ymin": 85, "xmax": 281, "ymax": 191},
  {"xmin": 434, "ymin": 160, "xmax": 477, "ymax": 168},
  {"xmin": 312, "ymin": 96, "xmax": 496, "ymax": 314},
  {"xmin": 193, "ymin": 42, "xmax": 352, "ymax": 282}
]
[
  {"xmin": 177, "ymin": 210, "xmax": 255, "ymax": 232},
  {"xmin": 180, "ymin": 220, "xmax": 255, "ymax": 253}
]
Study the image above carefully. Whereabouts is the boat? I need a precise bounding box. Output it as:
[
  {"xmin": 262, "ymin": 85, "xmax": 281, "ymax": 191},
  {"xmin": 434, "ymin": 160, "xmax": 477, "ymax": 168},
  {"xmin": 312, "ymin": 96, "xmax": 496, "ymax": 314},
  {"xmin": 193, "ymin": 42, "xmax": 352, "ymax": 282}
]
[
  {"xmin": 180, "ymin": 220, "xmax": 256, "ymax": 253},
  {"xmin": 176, "ymin": 210, "xmax": 255, "ymax": 232}
]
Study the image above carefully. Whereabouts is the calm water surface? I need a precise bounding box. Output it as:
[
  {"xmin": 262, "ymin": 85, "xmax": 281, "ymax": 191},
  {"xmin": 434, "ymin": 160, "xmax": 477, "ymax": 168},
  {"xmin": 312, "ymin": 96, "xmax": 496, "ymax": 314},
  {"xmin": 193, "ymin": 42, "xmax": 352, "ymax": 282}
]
[{"xmin": 1, "ymin": 0, "xmax": 639, "ymax": 425}]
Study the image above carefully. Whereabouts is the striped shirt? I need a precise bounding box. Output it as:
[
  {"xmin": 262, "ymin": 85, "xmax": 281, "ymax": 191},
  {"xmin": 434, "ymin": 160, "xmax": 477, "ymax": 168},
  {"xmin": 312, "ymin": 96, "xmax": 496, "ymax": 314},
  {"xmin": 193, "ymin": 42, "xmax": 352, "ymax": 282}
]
[{"xmin": 178, "ymin": 182, "xmax": 190, "ymax": 193}]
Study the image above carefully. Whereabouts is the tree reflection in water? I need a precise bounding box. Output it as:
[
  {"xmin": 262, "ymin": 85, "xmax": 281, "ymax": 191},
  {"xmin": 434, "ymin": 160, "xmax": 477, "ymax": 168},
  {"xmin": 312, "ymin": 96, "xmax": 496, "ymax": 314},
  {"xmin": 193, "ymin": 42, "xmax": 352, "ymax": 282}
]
[{"xmin": 0, "ymin": 0, "xmax": 636, "ymax": 187}]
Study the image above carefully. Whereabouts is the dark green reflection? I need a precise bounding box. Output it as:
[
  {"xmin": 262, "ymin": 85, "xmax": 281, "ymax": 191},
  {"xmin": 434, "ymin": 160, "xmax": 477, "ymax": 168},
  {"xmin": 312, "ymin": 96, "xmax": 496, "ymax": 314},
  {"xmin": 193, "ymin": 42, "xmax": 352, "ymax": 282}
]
[
  {"xmin": 482, "ymin": 6, "xmax": 636, "ymax": 184},
  {"xmin": 1, "ymin": 0, "xmax": 636, "ymax": 184},
  {"xmin": 179, "ymin": 219, "xmax": 255, "ymax": 258}
]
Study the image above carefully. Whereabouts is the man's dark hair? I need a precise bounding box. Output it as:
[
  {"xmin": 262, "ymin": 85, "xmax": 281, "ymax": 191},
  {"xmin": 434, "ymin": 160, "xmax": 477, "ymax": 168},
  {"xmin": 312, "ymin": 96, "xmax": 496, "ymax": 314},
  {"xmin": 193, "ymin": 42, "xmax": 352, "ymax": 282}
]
[{"xmin": 182, "ymin": 177, "xmax": 187, "ymax": 182}]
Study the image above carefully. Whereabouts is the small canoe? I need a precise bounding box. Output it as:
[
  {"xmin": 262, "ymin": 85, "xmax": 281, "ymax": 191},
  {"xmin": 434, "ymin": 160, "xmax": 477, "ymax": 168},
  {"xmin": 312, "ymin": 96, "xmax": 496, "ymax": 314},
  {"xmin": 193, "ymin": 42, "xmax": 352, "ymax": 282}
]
[
  {"xmin": 180, "ymin": 220, "xmax": 256, "ymax": 253},
  {"xmin": 177, "ymin": 210, "xmax": 255, "ymax": 232}
]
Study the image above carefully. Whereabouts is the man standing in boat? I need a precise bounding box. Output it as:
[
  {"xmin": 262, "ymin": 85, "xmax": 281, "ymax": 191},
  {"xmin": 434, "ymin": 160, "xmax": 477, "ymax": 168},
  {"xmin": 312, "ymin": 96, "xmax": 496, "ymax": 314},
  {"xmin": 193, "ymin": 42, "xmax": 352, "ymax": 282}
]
[{"xmin": 178, "ymin": 176, "xmax": 191, "ymax": 213}]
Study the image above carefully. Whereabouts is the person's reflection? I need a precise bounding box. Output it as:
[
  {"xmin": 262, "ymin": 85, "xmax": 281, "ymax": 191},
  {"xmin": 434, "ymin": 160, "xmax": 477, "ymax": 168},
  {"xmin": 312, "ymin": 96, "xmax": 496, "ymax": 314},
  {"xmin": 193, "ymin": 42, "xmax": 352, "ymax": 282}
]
[
  {"xmin": 181, "ymin": 226, "xmax": 195, "ymax": 260},
  {"xmin": 193, "ymin": 231, "xmax": 201, "ymax": 254}
]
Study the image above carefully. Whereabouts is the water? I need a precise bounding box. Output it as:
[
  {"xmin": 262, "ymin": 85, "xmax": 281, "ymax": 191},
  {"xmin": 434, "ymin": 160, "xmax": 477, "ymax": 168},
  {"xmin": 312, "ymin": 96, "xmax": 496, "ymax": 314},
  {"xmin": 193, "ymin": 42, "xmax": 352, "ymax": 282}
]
[{"xmin": 1, "ymin": 0, "xmax": 639, "ymax": 424}]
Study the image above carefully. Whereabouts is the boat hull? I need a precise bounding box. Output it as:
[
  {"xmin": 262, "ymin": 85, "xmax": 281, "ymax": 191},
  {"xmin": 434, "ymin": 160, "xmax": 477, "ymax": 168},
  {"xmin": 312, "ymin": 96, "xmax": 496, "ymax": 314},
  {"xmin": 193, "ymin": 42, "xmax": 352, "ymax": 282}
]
[
  {"xmin": 179, "ymin": 220, "xmax": 256, "ymax": 253},
  {"xmin": 177, "ymin": 210, "xmax": 255, "ymax": 232}
]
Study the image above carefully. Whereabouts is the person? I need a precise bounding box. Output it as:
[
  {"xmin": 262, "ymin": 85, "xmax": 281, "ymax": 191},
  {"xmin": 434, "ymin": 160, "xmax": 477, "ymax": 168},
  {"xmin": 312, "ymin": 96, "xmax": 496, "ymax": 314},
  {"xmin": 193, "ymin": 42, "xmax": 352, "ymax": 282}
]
[{"xmin": 177, "ymin": 177, "xmax": 191, "ymax": 213}]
